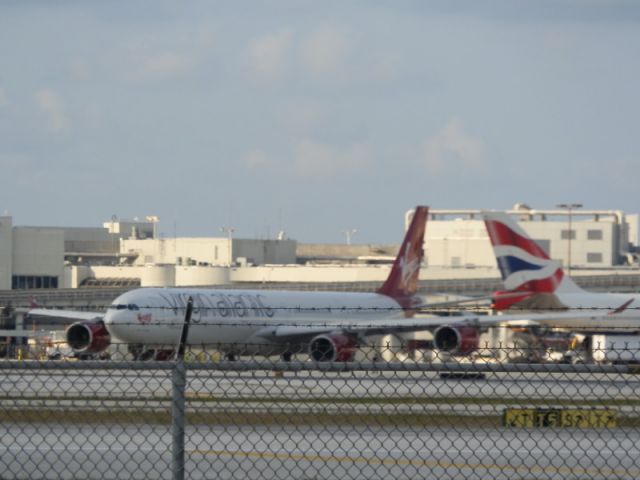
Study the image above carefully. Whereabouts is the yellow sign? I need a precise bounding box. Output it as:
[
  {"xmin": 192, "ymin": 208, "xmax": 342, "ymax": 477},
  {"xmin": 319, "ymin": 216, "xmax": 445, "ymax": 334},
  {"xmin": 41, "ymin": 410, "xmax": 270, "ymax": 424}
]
[{"xmin": 504, "ymin": 408, "xmax": 618, "ymax": 428}]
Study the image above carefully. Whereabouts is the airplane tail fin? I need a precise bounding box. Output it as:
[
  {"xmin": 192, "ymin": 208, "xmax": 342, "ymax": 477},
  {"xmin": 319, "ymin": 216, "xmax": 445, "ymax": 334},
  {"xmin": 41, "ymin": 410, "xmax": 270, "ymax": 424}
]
[
  {"xmin": 377, "ymin": 206, "xmax": 428, "ymax": 302},
  {"xmin": 483, "ymin": 212, "xmax": 583, "ymax": 309},
  {"xmin": 28, "ymin": 295, "xmax": 38, "ymax": 309}
]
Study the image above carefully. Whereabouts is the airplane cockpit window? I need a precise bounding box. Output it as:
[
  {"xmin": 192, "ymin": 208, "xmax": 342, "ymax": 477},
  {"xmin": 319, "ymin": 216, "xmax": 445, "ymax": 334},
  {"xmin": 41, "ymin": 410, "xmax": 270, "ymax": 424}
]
[
  {"xmin": 108, "ymin": 303, "xmax": 140, "ymax": 310},
  {"xmin": 108, "ymin": 304, "xmax": 129, "ymax": 310}
]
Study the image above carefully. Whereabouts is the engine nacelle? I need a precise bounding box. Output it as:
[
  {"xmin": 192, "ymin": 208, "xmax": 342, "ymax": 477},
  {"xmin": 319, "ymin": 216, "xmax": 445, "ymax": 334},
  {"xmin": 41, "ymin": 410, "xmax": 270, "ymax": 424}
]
[
  {"xmin": 309, "ymin": 333, "xmax": 357, "ymax": 362},
  {"xmin": 433, "ymin": 325, "xmax": 480, "ymax": 355},
  {"xmin": 66, "ymin": 321, "xmax": 111, "ymax": 354}
]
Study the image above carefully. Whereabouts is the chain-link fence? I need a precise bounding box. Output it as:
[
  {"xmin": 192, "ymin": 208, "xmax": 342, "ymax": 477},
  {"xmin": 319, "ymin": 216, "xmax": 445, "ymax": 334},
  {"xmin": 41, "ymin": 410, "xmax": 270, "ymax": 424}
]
[{"xmin": 1, "ymin": 344, "xmax": 639, "ymax": 480}]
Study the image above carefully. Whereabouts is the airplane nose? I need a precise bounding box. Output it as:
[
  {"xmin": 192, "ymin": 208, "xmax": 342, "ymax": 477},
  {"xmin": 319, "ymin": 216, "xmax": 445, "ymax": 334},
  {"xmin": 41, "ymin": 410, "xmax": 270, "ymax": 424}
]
[
  {"xmin": 103, "ymin": 308, "xmax": 132, "ymax": 339},
  {"xmin": 103, "ymin": 308, "xmax": 117, "ymax": 326}
]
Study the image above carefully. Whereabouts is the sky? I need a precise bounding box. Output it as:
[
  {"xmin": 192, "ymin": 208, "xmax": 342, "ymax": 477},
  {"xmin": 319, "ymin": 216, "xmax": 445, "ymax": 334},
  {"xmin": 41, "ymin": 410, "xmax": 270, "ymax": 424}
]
[{"xmin": 1, "ymin": 1, "xmax": 639, "ymax": 243}]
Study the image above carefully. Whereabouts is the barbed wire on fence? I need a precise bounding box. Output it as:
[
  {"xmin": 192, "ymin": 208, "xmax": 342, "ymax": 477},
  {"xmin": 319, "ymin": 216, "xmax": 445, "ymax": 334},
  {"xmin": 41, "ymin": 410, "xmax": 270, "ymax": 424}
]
[{"xmin": 5, "ymin": 301, "xmax": 640, "ymax": 312}]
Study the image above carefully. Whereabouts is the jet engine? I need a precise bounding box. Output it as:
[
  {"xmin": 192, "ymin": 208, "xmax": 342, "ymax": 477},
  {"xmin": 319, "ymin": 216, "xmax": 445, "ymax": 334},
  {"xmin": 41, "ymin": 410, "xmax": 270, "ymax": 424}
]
[
  {"xmin": 433, "ymin": 325, "xmax": 480, "ymax": 355},
  {"xmin": 309, "ymin": 333, "xmax": 357, "ymax": 362},
  {"xmin": 66, "ymin": 321, "xmax": 111, "ymax": 354}
]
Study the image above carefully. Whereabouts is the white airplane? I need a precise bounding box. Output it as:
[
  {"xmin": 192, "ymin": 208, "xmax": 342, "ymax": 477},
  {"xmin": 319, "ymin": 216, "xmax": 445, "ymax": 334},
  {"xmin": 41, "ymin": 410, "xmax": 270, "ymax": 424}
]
[
  {"xmin": 484, "ymin": 211, "xmax": 640, "ymax": 332},
  {"xmin": 29, "ymin": 206, "xmax": 614, "ymax": 359}
]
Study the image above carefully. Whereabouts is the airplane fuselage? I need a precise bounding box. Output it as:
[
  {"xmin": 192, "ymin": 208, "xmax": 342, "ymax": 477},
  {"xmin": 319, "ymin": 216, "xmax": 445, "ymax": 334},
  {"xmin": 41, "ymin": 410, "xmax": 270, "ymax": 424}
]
[
  {"xmin": 105, "ymin": 287, "xmax": 409, "ymax": 352},
  {"xmin": 556, "ymin": 292, "xmax": 640, "ymax": 330},
  {"xmin": 504, "ymin": 291, "xmax": 640, "ymax": 331}
]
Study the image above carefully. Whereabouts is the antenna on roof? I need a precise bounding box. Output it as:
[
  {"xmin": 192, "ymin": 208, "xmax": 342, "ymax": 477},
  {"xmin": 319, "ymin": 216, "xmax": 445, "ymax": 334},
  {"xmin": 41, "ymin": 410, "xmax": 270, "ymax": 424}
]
[{"xmin": 342, "ymin": 229, "xmax": 357, "ymax": 245}]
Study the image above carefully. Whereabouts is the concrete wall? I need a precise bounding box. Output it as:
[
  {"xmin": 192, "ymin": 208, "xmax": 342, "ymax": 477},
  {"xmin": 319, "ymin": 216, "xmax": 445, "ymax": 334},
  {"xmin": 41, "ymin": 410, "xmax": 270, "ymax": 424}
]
[
  {"xmin": 66, "ymin": 261, "xmax": 640, "ymax": 289},
  {"xmin": 229, "ymin": 265, "xmax": 500, "ymax": 283},
  {"xmin": 425, "ymin": 220, "xmax": 492, "ymax": 268},
  {"xmin": 64, "ymin": 264, "xmax": 232, "ymax": 288},
  {"xmin": 234, "ymin": 239, "xmax": 296, "ymax": 265},
  {"xmin": 229, "ymin": 264, "xmax": 393, "ymax": 283},
  {"xmin": 61, "ymin": 227, "xmax": 118, "ymax": 254},
  {"xmin": 122, "ymin": 238, "xmax": 231, "ymax": 266},
  {"xmin": 12, "ymin": 227, "xmax": 64, "ymax": 277},
  {"xmin": 120, "ymin": 238, "xmax": 229, "ymax": 266},
  {"xmin": 122, "ymin": 237, "xmax": 296, "ymax": 267},
  {"xmin": 141, "ymin": 265, "xmax": 176, "ymax": 287},
  {"xmin": 104, "ymin": 219, "xmax": 155, "ymax": 239},
  {"xmin": 62, "ymin": 265, "xmax": 94, "ymax": 288},
  {"xmin": 627, "ymin": 214, "xmax": 639, "ymax": 248},
  {"xmin": 175, "ymin": 266, "xmax": 230, "ymax": 286},
  {"xmin": 521, "ymin": 219, "xmax": 617, "ymax": 268},
  {"xmin": 0, "ymin": 217, "xmax": 12, "ymax": 289},
  {"xmin": 297, "ymin": 244, "xmax": 398, "ymax": 260},
  {"xmin": 426, "ymin": 217, "xmax": 623, "ymax": 268}
]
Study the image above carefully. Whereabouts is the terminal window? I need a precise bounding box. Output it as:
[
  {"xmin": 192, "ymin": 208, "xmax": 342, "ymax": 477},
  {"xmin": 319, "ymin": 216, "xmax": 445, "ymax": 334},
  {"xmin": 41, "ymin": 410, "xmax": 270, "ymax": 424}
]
[
  {"xmin": 534, "ymin": 239, "xmax": 551, "ymax": 255},
  {"xmin": 12, "ymin": 275, "xmax": 58, "ymax": 289},
  {"xmin": 588, "ymin": 229, "xmax": 603, "ymax": 240},
  {"xmin": 587, "ymin": 253, "xmax": 603, "ymax": 263},
  {"xmin": 561, "ymin": 230, "xmax": 576, "ymax": 240}
]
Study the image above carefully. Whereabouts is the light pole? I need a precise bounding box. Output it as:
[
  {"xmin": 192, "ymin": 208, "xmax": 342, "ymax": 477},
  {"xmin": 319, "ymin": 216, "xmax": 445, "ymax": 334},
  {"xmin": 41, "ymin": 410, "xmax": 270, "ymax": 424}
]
[
  {"xmin": 110, "ymin": 214, "xmax": 117, "ymax": 264},
  {"xmin": 556, "ymin": 203, "xmax": 582, "ymax": 275}
]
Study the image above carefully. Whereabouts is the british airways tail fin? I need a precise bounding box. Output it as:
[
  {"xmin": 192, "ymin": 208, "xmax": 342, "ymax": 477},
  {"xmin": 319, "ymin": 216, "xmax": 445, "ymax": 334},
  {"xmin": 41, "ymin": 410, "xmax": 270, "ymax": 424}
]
[
  {"xmin": 377, "ymin": 206, "xmax": 428, "ymax": 300},
  {"xmin": 483, "ymin": 212, "xmax": 583, "ymax": 309}
]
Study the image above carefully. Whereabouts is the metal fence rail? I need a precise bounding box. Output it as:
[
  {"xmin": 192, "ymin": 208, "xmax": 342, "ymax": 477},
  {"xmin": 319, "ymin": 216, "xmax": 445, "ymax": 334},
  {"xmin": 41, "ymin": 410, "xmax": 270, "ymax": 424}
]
[{"xmin": 1, "ymin": 350, "xmax": 639, "ymax": 480}]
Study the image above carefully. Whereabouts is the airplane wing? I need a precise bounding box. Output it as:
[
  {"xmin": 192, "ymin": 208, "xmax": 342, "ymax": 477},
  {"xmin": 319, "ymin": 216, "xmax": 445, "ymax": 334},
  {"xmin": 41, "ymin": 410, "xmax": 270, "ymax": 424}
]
[
  {"xmin": 27, "ymin": 308, "xmax": 104, "ymax": 322},
  {"xmin": 415, "ymin": 296, "xmax": 491, "ymax": 310},
  {"xmin": 256, "ymin": 310, "xmax": 611, "ymax": 341},
  {"xmin": 251, "ymin": 307, "xmax": 621, "ymax": 360},
  {"xmin": 413, "ymin": 290, "xmax": 559, "ymax": 314}
]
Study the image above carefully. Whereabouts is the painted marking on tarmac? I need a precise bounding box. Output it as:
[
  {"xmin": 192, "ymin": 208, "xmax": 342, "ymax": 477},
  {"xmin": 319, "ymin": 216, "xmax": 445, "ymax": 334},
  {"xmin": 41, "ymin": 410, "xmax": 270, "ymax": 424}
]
[{"xmin": 190, "ymin": 448, "xmax": 640, "ymax": 478}]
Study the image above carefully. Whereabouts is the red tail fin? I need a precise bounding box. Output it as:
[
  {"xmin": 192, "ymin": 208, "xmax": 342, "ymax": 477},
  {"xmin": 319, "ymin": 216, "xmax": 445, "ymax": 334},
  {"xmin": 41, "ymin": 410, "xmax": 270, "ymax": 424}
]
[
  {"xmin": 377, "ymin": 206, "xmax": 428, "ymax": 299},
  {"xmin": 28, "ymin": 295, "xmax": 38, "ymax": 309}
]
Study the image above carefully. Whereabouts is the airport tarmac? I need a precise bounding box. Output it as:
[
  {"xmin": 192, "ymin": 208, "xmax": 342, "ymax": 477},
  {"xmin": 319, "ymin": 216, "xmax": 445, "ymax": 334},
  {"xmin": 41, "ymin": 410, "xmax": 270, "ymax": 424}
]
[
  {"xmin": 1, "ymin": 423, "xmax": 640, "ymax": 479},
  {"xmin": 2, "ymin": 368, "xmax": 639, "ymax": 407},
  {"xmin": 1, "ymin": 366, "xmax": 639, "ymax": 479}
]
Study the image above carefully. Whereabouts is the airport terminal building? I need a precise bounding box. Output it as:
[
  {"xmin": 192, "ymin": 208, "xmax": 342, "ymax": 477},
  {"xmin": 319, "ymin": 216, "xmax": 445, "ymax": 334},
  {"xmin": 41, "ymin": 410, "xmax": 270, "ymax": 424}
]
[
  {"xmin": 423, "ymin": 205, "xmax": 639, "ymax": 269},
  {"xmin": 0, "ymin": 205, "xmax": 638, "ymax": 291}
]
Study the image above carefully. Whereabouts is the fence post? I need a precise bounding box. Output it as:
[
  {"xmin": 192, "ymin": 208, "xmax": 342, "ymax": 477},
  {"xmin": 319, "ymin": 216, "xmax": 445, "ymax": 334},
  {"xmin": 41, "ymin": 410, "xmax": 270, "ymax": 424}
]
[{"xmin": 172, "ymin": 296, "xmax": 193, "ymax": 480}]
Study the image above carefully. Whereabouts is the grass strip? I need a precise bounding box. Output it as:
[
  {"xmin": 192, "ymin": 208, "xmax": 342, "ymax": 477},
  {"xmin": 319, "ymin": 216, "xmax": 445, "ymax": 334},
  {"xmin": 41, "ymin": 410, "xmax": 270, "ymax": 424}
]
[{"xmin": 2, "ymin": 394, "xmax": 640, "ymax": 408}]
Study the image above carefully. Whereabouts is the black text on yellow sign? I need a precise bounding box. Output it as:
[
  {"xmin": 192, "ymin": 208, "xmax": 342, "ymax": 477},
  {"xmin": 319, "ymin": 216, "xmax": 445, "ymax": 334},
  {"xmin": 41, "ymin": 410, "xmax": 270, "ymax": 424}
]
[{"xmin": 503, "ymin": 408, "xmax": 618, "ymax": 428}]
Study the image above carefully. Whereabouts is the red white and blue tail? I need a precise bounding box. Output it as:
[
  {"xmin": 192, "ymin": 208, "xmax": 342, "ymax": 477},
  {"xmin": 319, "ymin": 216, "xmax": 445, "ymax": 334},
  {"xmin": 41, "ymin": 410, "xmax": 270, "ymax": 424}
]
[
  {"xmin": 483, "ymin": 212, "xmax": 583, "ymax": 309},
  {"xmin": 377, "ymin": 206, "xmax": 428, "ymax": 303}
]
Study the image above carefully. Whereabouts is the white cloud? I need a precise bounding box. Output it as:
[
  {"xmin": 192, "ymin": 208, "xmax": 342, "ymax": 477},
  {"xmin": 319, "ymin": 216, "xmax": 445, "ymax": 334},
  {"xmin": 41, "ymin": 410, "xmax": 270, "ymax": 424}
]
[
  {"xmin": 121, "ymin": 48, "xmax": 197, "ymax": 84},
  {"xmin": 247, "ymin": 29, "xmax": 293, "ymax": 82},
  {"xmin": 0, "ymin": 153, "xmax": 45, "ymax": 187},
  {"xmin": 244, "ymin": 149, "xmax": 269, "ymax": 169},
  {"xmin": 34, "ymin": 88, "xmax": 71, "ymax": 135},
  {"xmin": 69, "ymin": 58, "xmax": 91, "ymax": 81},
  {"xmin": 139, "ymin": 51, "xmax": 196, "ymax": 80},
  {"xmin": 421, "ymin": 119, "xmax": 486, "ymax": 174},
  {"xmin": 277, "ymin": 101, "xmax": 329, "ymax": 133},
  {"xmin": 0, "ymin": 152, "xmax": 22, "ymax": 169},
  {"xmin": 300, "ymin": 25, "xmax": 353, "ymax": 81},
  {"xmin": 367, "ymin": 50, "xmax": 402, "ymax": 84},
  {"xmin": 293, "ymin": 140, "xmax": 370, "ymax": 178},
  {"xmin": 182, "ymin": 26, "xmax": 217, "ymax": 50}
]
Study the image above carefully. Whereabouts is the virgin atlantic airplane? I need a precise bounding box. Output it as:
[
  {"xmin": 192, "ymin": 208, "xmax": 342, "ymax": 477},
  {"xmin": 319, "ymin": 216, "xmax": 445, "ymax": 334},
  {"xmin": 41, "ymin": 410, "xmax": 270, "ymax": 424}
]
[{"xmin": 30, "ymin": 206, "xmax": 611, "ymax": 359}]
